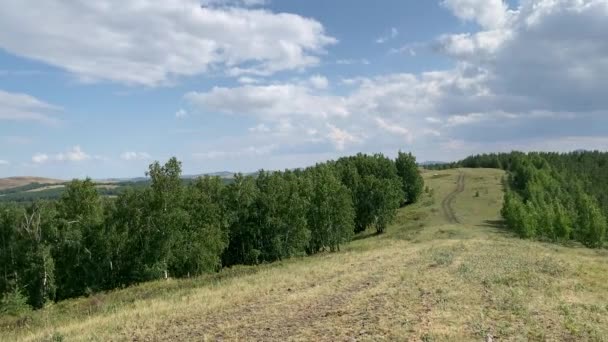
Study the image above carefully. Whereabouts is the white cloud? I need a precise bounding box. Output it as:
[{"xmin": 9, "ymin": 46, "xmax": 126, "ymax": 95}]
[
  {"xmin": 0, "ymin": 160, "xmax": 9, "ymax": 166},
  {"xmin": 375, "ymin": 118, "xmax": 412, "ymax": 142},
  {"xmin": 436, "ymin": 30, "xmax": 509, "ymax": 60},
  {"xmin": 185, "ymin": 84, "xmax": 349, "ymax": 119},
  {"xmin": 441, "ymin": 0, "xmax": 509, "ymax": 29},
  {"xmin": 185, "ymin": 0, "xmax": 608, "ymax": 160},
  {"xmin": 326, "ymin": 124, "xmax": 360, "ymax": 151},
  {"xmin": 336, "ymin": 59, "xmax": 370, "ymax": 65},
  {"xmin": 175, "ymin": 109, "xmax": 188, "ymax": 119},
  {"xmin": 201, "ymin": 0, "xmax": 268, "ymax": 7},
  {"xmin": 308, "ymin": 75, "xmax": 329, "ymax": 89},
  {"xmin": 237, "ymin": 77, "xmax": 261, "ymax": 84},
  {"xmin": 32, "ymin": 146, "xmax": 92, "ymax": 164},
  {"xmin": 32, "ymin": 154, "xmax": 49, "ymax": 164},
  {"xmin": 437, "ymin": 0, "xmax": 608, "ymax": 113},
  {"xmin": 249, "ymin": 123, "xmax": 271, "ymax": 133},
  {"xmin": 376, "ymin": 27, "xmax": 399, "ymax": 44},
  {"xmin": 0, "ymin": 1, "xmax": 335, "ymax": 86},
  {"xmin": 193, "ymin": 144, "xmax": 276, "ymax": 159},
  {"xmin": 56, "ymin": 146, "xmax": 91, "ymax": 162},
  {"xmin": 120, "ymin": 152, "xmax": 152, "ymax": 161},
  {"xmin": 0, "ymin": 90, "xmax": 60, "ymax": 123},
  {"xmin": 446, "ymin": 113, "xmax": 487, "ymax": 126},
  {"xmin": 423, "ymin": 129, "xmax": 441, "ymax": 137}
]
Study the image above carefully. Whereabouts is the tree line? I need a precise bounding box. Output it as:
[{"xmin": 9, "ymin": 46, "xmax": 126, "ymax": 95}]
[
  {"xmin": 432, "ymin": 151, "xmax": 607, "ymax": 247},
  {"xmin": 0, "ymin": 151, "xmax": 423, "ymax": 311}
]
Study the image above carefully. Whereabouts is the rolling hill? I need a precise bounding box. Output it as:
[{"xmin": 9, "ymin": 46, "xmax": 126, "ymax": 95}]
[
  {"xmin": 1, "ymin": 168, "xmax": 606, "ymax": 341},
  {"xmin": 0, "ymin": 177, "xmax": 64, "ymax": 191}
]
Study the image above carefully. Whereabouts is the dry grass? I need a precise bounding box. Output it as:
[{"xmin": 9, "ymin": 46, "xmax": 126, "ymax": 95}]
[
  {"xmin": 2, "ymin": 168, "xmax": 607, "ymax": 341},
  {"xmin": 0, "ymin": 177, "xmax": 64, "ymax": 191},
  {"xmin": 25, "ymin": 185, "xmax": 66, "ymax": 193},
  {"xmin": 24, "ymin": 184, "xmax": 118, "ymax": 193}
]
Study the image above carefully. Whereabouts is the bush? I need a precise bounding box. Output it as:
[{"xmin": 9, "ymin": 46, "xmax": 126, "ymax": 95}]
[{"xmin": 0, "ymin": 288, "xmax": 31, "ymax": 316}]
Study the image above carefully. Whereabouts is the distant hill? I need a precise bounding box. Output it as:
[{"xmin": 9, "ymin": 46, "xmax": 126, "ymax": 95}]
[
  {"xmin": 183, "ymin": 171, "xmax": 236, "ymax": 179},
  {"xmin": 419, "ymin": 160, "xmax": 448, "ymax": 166},
  {"xmin": 0, "ymin": 172, "xmax": 243, "ymax": 203},
  {"xmin": 0, "ymin": 177, "xmax": 64, "ymax": 191},
  {"xmin": 100, "ymin": 171, "xmax": 238, "ymax": 183}
]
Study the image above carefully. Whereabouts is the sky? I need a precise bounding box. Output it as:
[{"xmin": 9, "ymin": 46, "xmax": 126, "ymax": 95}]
[{"xmin": 1, "ymin": 0, "xmax": 608, "ymax": 179}]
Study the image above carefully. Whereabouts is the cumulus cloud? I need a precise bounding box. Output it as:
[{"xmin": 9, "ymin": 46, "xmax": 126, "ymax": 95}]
[
  {"xmin": 441, "ymin": 0, "xmax": 509, "ymax": 29},
  {"xmin": 0, "ymin": 90, "xmax": 60, "ymax": 123},
  {"xmin": 32, "ymin": 146, "xmax": 93, "ymax": 164},
  {"xmin": 4, "ymin": 0, "xmax": 605, "ymax": 171},
  {"xmin": 326, "ymin": 124, "xmax": 360, "ymax": 151},
  {"xmin": 193, "ymin": 144, "xmax": 277, "ymax": 159},
  {"xmin": 237, "ymin": 77, "xmax": 261, "ymax": 84},
  {"xmin": 0, "ymin": 160, "xmax": 9, "ymax": 166},
  {"xmin": 249, "ymin": 123, "xmax": 271, "ymax": 133},
  {"xmin": 185, "ymin": 84, "xmax": 349, "ymax": 119},
  {"xmin": 336, "ymin": 59, "xmax": 370, "ymax": 65},
  {"xmin": 375, "ymin": 118, "xmax": 412, "ymax": 142},
  {"xmin": 120, "ymin": 152, "xmax": 152, "ymax": 161},
  {"xmin": 308, "ymin": 75, "xmax": 329, "ymax": 90},
  {"xmin": 32, "ymin": 154, "xmax": 49, "ymax": 164},
  {"xmin": 201, "ymin": 0, "xmax": 268, "ymax": 7},
  {"xmin": 437, "ymin": 0, "xmax": 608, "ymax": 114},
  {"xmin": 0, "ymin": 1, "xmax": 335, "ymax": 86}
]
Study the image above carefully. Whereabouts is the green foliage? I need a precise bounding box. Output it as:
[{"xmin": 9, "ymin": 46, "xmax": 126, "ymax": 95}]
[
  {"xmin": 458, "ymin": 151, "xmax": 607, "ymax": 247},
  {"xmin": 334, "ymin": 153, "xmax": 404, "ymax": 233},
  {"xmin": 305, "ymin": 165, "xmax": 354, "ymax": 253},
  {"xmin": 253, "ymin": 171, "xmax": 310, "ymax": 262},
  {"xmin": 222, "ymin": 174, "xmax": 260, "ymax": 266},
  {"xmin": 0, "ymin": 288, "xmax": 31, "ymax": 316},
  {"xmin": 395, "ymin": 151, "xmax": 424, "ymax": 204},
  {"xmin": 574, "ymin": 194, "xmax": 607, "ymax": 248},
  {"xmin": 53, "ymin": 179, "xmax": 106, "ymax": 300},
  {"xmin": 177, "ymin": 177, "xmax": 228, "ymax": 275},
  {"xmin": 0, "ymin": 151, "xmax": 422, "ymax": 311}
]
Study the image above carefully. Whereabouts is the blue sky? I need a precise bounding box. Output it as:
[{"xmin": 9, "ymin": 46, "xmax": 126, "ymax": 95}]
[{"xmin": 1, "ymin": 0, "xmax": 607, "ymax": 179}]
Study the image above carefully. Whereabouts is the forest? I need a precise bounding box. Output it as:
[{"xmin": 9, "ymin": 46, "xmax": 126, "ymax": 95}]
[
  {"xmin": 430, "ymin": 151, "xmax": 607, "ymax": 248},
  {"xmin": 0, "ymin": 151, "xmax": 423, "ymax": 313}
]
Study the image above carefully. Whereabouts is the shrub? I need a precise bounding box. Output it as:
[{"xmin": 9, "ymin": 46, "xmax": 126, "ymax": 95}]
[{"xmin": 0, "ymin": 288, "xmax": 31, "ymax": 316}]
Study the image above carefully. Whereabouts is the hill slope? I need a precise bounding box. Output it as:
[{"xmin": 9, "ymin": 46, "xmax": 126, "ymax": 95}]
[
  {"xmin": 0, "ymin": 177, "xmax": 64, "ymax": 191},
  {"xmin": 2, "ymin": 168, "xmax": 607, "ymax": 341}
]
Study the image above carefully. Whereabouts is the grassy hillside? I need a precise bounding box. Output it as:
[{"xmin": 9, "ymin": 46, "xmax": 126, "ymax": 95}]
[
  {"xmin": 2, "ymin": 168, "xmax": 607, "ymax": 341},
  {"xmin": 0, "ymin": 177, "xmax": 64, "ymax": 191}
]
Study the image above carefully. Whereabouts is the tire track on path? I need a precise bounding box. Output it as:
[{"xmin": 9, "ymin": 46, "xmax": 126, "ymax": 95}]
[{"xmin": 441, "ymin": 172, "xmax": 465, "ymax": 224}]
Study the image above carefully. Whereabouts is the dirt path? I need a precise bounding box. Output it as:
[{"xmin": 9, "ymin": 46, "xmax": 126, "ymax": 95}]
[{"xmin": 441, "ymin": 172, "xmax": 464, "ymax": 224}]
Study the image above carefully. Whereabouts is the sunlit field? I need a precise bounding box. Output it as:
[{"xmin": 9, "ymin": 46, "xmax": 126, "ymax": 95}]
[{"xmin": 2, "ymin": 168, "xmax": 607, "ymax": 341}]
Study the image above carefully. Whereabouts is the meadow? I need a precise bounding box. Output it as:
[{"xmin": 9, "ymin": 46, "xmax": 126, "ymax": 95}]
[{"xmin": 2, "ymin": 168, "xmax": 607, "ymax": 341}]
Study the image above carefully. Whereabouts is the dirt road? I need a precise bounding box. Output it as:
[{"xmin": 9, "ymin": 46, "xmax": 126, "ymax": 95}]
[{"xmin": 441, "ymin": 172, "xmax": 464, "ymax": 224}]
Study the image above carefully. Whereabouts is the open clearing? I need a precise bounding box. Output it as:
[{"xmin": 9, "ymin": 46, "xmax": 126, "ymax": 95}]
[{"xmin": 2, "ymin": 168, "xmax": 607, "ymax": 341}]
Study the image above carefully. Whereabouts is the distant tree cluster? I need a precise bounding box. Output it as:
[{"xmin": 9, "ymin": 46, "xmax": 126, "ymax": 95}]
[
  {"xmin": 0, "ymin": 152, "xmax": 423, "ymax": 311},
  {"xmin": 441, "ymin": 151, "xmax": 607, "ymax": 247}
]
